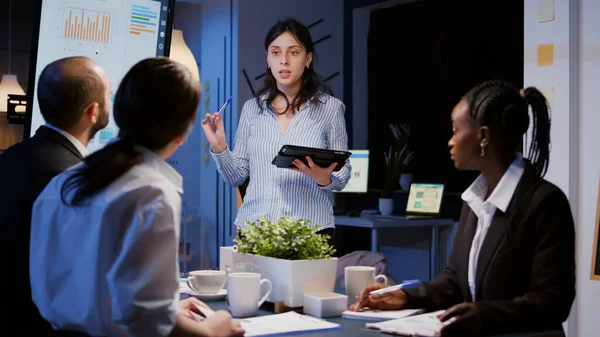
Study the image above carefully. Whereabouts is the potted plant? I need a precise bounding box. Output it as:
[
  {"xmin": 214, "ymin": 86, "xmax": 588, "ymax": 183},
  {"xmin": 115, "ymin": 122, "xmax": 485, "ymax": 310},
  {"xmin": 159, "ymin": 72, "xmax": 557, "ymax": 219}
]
[
  {"xmin": 230, "ymin": 217, "xmax": 338, "ymax": 307},
  {"xmin": 380, "ymin": 124, "xmax": 415, "ymax": 215}
]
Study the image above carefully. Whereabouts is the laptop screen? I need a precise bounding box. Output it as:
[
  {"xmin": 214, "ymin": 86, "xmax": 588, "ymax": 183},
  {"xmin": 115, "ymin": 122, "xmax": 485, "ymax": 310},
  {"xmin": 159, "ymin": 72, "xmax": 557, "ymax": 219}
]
[{"xmin": 405, "ymin": 183, "xmax": 445, "ymax": 215}]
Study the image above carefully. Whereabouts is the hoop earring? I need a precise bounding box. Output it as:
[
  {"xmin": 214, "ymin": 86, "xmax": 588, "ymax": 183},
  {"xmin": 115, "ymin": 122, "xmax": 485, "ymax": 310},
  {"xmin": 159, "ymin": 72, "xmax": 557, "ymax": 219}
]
[{"xmin": 480, "ymin": 145, "xmax": 486, "ymax": 157}]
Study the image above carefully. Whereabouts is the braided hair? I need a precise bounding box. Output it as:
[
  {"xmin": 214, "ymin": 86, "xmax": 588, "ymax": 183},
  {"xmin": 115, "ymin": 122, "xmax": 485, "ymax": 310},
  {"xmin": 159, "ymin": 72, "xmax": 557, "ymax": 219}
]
[{"xmin": 462, "ymin": 80, "xmax": 551, "ymax": 177}]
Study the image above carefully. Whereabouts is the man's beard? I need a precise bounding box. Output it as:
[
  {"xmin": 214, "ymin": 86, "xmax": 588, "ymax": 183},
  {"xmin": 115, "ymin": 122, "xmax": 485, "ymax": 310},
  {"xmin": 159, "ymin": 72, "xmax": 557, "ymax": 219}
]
[{"xmin": 89, "ymin": 106, "xmax": 110, "ymax": 141}]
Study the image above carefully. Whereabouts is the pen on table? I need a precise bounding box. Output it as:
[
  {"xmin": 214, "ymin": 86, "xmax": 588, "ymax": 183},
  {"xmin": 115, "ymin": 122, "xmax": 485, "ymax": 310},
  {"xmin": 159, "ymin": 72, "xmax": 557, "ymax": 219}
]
[
  {"xmin": 367, "ymin": 279, "xmax": 422, "ymax": 297},
  {"xmin": 215, "ymin": 97, "xmax": 232, "ymax": 117}
]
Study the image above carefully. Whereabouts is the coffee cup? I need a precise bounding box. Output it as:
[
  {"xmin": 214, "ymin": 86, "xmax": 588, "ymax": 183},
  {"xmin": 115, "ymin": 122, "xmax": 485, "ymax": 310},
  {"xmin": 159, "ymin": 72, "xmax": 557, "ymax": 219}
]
[
  {"xmin": 344, "ymin": 266, "xmax": 387, "ymax": 304},
  {"xmin": 186, "ymin": 270, "xmax": 227, "ymax": 294},
  {"xmin": 227, "ymin": 272, "xmax": 272, "ymax": 318}
]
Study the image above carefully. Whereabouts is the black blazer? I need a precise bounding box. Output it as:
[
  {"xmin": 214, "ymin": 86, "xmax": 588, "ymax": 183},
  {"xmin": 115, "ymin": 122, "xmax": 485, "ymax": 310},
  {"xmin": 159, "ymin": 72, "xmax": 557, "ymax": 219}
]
[
  {"xmin": 0, "ymin": 126, "xmax": 84, "ymax": 335},
  {"xmin": 403, "ymin": 164, "xmax": 576, "ymax": 336}
]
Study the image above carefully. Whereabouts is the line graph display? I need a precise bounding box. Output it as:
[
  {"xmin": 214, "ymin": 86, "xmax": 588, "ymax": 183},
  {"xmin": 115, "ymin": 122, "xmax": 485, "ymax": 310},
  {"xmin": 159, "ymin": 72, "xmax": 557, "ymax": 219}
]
[
  {"xmin": 63, "ymin": 7, "xmax": 112, "ymax": 44},
  {"xmin": 129, "ymin": 4, "xmax": 158, "ymax": 36}
]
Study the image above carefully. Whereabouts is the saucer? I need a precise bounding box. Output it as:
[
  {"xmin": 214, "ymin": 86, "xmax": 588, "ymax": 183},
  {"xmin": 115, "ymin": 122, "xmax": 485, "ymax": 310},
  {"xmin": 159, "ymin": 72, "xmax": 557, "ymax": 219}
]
[{"xmin": 185, "ymin": 288, "xmax": 227, "ymax": 301}]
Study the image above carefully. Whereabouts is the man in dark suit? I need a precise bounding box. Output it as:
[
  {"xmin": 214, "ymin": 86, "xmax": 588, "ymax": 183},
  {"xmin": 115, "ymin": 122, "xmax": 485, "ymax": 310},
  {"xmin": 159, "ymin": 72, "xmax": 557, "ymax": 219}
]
[{"xmin": 0, "ymin": 56, "xmax": 110, "ymax": 335}]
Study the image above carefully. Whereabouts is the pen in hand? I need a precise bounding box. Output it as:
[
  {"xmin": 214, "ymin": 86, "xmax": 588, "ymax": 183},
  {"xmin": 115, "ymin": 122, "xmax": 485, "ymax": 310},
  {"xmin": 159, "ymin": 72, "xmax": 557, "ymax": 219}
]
[
  {"xmin": 215, "ymin": 97, "xmax": 232, "ymax": 117},
  {"xmin": 367, "ymin": 279, "xmax": 422, "ymax": 297}
]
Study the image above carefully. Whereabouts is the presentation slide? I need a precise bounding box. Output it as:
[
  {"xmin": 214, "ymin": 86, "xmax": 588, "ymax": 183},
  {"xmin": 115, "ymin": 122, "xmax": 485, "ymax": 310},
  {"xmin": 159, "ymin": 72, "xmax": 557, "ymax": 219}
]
[
  {"xmin": 338, "ymin": 150, "xmax": 369, "ymax": 193},
  {"xmin": 406, "ymin": 183, "xmax": 444, "ymax": 214},
  {"xmin": 29, "ymin": 0, "xmax": 172, "ymax": 153}
]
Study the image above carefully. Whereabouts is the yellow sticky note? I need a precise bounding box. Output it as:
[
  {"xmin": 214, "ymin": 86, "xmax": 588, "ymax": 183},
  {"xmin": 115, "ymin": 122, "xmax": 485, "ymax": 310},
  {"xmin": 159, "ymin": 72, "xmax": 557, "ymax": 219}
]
[
  {"xmin": 539, "ymin": 87, "xmax": 555, "ymax": 108},
  {"xmin": 537, "ymin": 44, "xmax": 554, "ymax": 67}
]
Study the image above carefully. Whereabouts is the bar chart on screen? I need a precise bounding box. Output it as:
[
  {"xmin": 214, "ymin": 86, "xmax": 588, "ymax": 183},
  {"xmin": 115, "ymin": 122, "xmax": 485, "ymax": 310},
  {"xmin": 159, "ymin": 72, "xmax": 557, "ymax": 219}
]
[
  {"xmin": 129, "ymin": 4, "xmax": 159, "ymax": 36},
  {"xmin": 63, "ymin": 6, "xmax": 112, "ymax": 44}
]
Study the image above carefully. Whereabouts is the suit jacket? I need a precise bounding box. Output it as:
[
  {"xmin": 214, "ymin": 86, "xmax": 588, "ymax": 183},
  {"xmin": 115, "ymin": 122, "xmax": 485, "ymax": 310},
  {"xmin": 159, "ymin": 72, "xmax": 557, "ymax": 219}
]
[
  {"xmin": 0, "ymin": 126, "xmax": 84, "ymax": 335},
  {"xmin": 403, "ymin": 164, "xmax": 576, "ymax": 336}
]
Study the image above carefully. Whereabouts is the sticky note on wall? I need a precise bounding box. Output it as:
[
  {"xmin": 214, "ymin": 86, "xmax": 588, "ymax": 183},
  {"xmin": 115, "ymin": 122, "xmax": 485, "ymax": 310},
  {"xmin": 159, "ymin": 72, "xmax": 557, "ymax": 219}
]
[
  {"xmin": 539, "ymin": 87, "xmax": 555, "ymax": 108},
  {"xmin": 537, "ymin": 0, "xmax": 555, "ymax": 23},
  {"xmin": 537, "ymin": 44, "xmax": 554, "ymax": 66}
]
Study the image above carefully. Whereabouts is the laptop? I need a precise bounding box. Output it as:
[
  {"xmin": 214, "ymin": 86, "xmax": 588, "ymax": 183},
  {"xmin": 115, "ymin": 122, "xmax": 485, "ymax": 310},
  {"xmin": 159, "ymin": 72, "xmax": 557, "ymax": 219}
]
[{"xmin": 402, "ymin": 182, "xmax": 445, "ymax": 219}]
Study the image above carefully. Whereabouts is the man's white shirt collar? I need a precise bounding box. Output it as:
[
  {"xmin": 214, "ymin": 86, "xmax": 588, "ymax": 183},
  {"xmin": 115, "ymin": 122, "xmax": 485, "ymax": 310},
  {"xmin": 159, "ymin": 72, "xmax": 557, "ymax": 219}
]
[{"xmin": 44, "ymin": 123, "xmax": 89, "ymax": 157}]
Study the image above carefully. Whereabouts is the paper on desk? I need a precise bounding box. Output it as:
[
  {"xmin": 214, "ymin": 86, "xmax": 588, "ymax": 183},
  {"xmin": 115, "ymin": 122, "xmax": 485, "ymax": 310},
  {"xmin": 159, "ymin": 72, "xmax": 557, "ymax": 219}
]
[
  {"xmin": 342, "ymin": 308, "xmax": 424, "ymax": 321},
  {"xmin": 237, "ymin": 311, "xmax": 340, "ymax": 337},
  {"xmin": 365, "ymin": 310, "xmax": 447, "ymax": 337}
]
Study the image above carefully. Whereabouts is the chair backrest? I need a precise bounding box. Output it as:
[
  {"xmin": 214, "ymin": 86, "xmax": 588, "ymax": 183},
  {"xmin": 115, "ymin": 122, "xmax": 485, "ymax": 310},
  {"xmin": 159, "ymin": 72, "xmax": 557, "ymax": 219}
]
[{"xmin": 336, "ymin": 250, "xmax": 397, "ymax": 287}]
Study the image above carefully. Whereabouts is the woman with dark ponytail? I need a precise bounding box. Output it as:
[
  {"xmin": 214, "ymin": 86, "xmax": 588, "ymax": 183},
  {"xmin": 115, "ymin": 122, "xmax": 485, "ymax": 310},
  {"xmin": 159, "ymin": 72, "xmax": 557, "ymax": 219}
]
[
  {"xmin": 29, "ymin": 57, "xmax": 244, "ymax": 337},
  {"xmin": 352, "ymin": 80, "xmax": 575, "ymax": 337}
]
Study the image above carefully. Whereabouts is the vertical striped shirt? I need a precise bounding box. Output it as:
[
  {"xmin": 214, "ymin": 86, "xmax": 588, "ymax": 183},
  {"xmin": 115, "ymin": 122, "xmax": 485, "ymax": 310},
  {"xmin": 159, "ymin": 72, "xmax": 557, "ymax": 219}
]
[{"xmin": 211, "ymin": 93, "xmax": 351, "ymax": 230}]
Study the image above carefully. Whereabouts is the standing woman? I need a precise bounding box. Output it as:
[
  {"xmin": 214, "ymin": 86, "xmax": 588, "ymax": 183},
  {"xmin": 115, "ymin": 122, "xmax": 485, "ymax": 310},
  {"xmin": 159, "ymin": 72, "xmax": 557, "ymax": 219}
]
[
  {"xmin": 351, "ymin": 80, "xmax": 575, "ymax": 337},
  {"xmin": 202, "ymin": 18, "xmax": 350, "ymax": 241}
]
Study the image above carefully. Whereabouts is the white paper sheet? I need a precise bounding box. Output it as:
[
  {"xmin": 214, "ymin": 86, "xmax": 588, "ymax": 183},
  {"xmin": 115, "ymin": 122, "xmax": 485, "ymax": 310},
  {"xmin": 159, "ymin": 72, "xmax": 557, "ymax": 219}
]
[
  {"xmin": 237, "ymin": 311, "xmax": 340, "ymax": 337},
  {"xmin": 365, "ymin": 310, "xmax": 449, "ymax": 337},
  {"xmin": 342, "ymin": 308, "xmax": 424, "ymax": 321}
]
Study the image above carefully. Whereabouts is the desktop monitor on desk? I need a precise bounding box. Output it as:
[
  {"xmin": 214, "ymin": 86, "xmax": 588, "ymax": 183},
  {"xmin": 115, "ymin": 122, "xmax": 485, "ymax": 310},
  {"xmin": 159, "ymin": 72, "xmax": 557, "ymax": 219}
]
[{"xmin": 337, "ymin": 150, "xmax": 369, "ymax": 193}]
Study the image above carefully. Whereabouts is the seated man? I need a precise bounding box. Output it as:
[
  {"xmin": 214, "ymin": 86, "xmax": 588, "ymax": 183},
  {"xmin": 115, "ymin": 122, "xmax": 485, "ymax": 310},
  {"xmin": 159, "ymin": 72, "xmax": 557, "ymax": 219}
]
[{"xmin": 0, "ymin": 56, "xmax": 110, "ymax": 335}]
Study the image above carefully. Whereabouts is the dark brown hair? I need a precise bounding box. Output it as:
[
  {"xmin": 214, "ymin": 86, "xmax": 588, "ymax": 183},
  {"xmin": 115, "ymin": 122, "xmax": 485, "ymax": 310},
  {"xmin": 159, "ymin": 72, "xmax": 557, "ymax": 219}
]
[{"xmin": 256, "ymin": 18, "xmax": 329, "ymax": 114}]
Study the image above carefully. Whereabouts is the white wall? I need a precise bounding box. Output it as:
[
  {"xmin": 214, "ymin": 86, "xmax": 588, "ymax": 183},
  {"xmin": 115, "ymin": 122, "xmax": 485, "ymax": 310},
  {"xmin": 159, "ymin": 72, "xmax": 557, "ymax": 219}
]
[
  {"xmin": 237, "ymin": 0, "xmax": 344, "ymax": 112},
  {"xmin": 525, "ymin": 1, "xmax": 600, "ymax": 336},
  {"xmin": 576, "ymin": 0, "xmax": 600, "ymax": 336}
]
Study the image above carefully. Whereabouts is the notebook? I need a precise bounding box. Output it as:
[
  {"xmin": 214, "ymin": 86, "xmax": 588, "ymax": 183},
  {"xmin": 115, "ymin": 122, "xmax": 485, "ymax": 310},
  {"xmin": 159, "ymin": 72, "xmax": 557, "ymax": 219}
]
[
  {"xmin": 342, "ymin": 308, "xmax": 424, "ymax": 322},
  {"xmin": 365, "ymin": 310, "xmax": 450, "ymax": 337}
]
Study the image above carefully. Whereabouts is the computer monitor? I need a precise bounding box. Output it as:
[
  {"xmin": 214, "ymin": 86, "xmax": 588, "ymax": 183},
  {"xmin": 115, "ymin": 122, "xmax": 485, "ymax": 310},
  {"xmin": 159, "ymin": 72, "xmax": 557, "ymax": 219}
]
[
  {"xmin": 24, "ymin": 0, "xmax": 176, "ymax": 153},
  {"xmin": 405, "ymin": 182, "xmax": 445, "ymax": 216},
  {"xmin": 337, "ymin": 150, "xmax": 369, "ymax": 193}
]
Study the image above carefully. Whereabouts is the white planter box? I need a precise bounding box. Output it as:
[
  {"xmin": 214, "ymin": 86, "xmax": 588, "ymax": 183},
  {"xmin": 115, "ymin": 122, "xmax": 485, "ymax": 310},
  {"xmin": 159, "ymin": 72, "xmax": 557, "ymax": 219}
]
[{"xmin": 230, "ymin": 250, "xmax": 338, "ymax": 308}]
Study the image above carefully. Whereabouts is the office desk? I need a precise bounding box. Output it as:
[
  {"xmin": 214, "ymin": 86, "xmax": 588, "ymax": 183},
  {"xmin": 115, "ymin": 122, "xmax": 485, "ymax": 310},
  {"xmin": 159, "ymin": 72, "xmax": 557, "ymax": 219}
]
[
  {"xmin": 334, "ymin": 216, "xmax": 454, "ymax": 279},
  {"xmin": 199, "ymin": 299, "xmax": 563, "ymax": 337}
]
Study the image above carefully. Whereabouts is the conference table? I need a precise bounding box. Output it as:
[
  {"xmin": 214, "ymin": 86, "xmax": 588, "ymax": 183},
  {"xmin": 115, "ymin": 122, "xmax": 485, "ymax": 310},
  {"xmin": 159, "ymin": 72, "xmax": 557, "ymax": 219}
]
[{"xmin": 184, "ymin": 294, "xmax": 564, "ymax": 337}]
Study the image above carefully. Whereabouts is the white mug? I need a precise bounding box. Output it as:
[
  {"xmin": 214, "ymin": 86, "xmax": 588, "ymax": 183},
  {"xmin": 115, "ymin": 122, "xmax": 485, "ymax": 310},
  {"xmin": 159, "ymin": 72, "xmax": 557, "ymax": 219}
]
[
  {"xmin": 227, "ymin": 272, "xmax": 272, "ymax": 318},
  {"xmin": 186, "ymin": 270, "xmax": 226, "ymax": 294},
  {"xmin": 344, "ymin": 266, "xmax": 388, "ymax": 304}
]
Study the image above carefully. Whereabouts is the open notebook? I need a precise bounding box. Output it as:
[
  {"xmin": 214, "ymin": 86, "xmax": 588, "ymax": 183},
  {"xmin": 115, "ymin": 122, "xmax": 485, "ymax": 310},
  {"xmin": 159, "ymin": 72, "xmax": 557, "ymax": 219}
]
[
  {"xmin": 342, "ymin": 308, "xmax": 424, "ymax": 322},
  {"xmin": 365, "ymin": 310, "xmax": 450, "ymax": 337}
]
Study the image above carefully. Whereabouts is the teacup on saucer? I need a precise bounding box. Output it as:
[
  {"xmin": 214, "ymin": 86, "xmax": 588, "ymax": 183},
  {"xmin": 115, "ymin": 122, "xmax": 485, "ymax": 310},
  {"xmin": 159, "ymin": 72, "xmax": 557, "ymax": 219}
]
[{"xmin": 186, "ymin": 270, "xmax": 226, "ymax": 295}]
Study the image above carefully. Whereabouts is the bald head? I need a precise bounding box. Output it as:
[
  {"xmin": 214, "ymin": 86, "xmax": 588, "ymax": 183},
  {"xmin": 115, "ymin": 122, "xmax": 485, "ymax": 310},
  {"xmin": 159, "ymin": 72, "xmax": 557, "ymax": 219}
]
[{"xmin": 37, "ymin": 56, "xmax": 109, "ymax": 130}]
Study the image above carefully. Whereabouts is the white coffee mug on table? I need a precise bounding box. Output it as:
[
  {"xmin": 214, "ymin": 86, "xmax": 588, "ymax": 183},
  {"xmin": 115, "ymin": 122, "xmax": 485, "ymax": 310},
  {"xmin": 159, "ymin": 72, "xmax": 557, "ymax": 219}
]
[
  {"xmin": 344, "ymin": 266, "xmax": 388, "ymax": 304},
  {"xmin": 227, "ymin": 272, "xmax": 272, "ymax": 318}
]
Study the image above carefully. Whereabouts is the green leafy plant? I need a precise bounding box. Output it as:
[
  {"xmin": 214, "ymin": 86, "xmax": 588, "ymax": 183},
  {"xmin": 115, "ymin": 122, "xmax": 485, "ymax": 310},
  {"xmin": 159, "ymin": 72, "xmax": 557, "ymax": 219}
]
[{"xmin": 234, "ymin": 217, "xmax": 336, "ymax": 260}]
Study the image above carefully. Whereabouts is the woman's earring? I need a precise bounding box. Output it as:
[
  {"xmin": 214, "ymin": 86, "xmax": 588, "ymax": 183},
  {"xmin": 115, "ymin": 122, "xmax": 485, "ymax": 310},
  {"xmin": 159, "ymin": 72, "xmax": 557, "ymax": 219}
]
[
  {"xmin": 268, "ymin": 65, "xmax": 271, "ymax": 69},
  {"xmin": 480, "ymin": 145, "xmax": 486, "ymax": 157}
]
